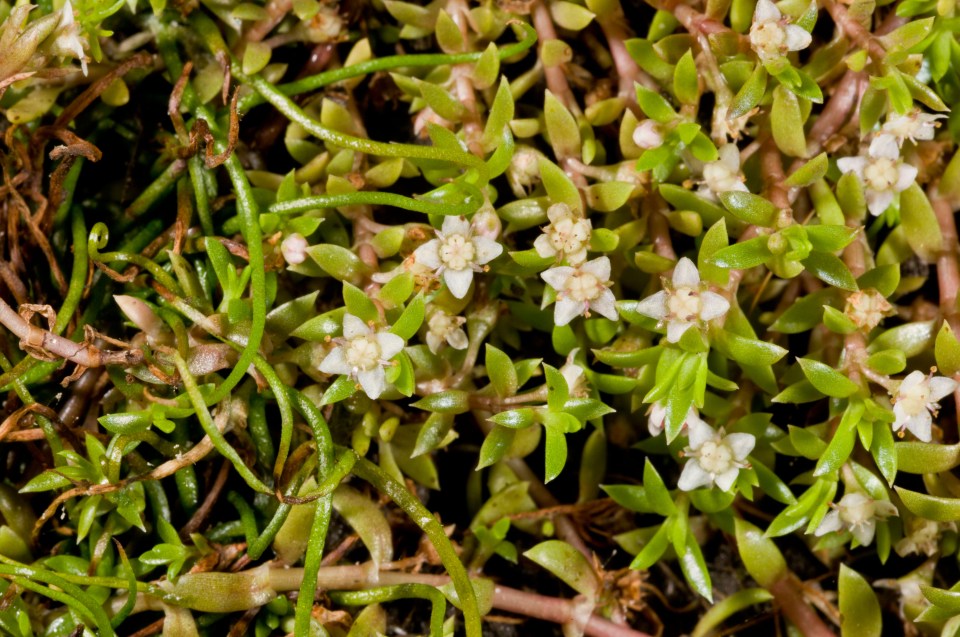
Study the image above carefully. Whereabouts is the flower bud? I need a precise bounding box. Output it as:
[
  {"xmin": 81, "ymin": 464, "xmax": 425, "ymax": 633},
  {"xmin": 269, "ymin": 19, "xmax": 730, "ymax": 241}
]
[
  {"xmin": 281, "ymin": 233, "xmax": 309, "ymax": 265},
  {"xmin": 632, "ymin": 120, "xmax": 664, "ymax": 150}
]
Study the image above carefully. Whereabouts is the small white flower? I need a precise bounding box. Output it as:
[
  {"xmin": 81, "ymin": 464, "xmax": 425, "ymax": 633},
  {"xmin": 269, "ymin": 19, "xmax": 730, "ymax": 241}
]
[
  {"xmin": 748, "ymin": 0, "xmax": 812, "ymax": 65},
  {"xmin": 425, "ymin": 310, "xmax": 468, "ymax": 354},
  {"xmin": 534, "ymin": 203, "xmax": 593, "ymax": 265},
  {"xmin": 280, "ymin": 233, "xmax": 309, "ymax": 265},
  {"xmin": 837, "ymin": 135, "xmax": 918, "ymax": 217},
  {"xmin": 890, "ymin": 370, "xmax": 957, "ymax": 442},
  {"xmin": 632, "ymin": 120, "xmax": 664, "ymax": 150},
  {"xmin": 880, "ymin": 110, "xmax": 947, "ymax": 146},
  {"xmin": 699, "ymin": 144, "xmax": 749, "ymax": 201},
  {"xmin": 541, "ymin": 257, "xmax": 619, "ymax": 326},
  {"xmin": 52, "ymin": 0, "xmax": 88, "ymax": 75},
  {"xmin": 677, "ymin": 418, "xmax": 755, "ymax": 492},
  {"xmin": 647, "ymin": 402, "xmax": 706, "ymax": 437},
  {"xmin": 559, "ymin": 348, "xmax": 590, "ymax": 398},
  {"xmin": 507, "ymin": 146, "xmax": 543, "ymax": 197},
  {"xmin": 895, "ymin": 518, "xmax": 956, "ymax": 557},
  {"xmin": 319, "ymin": 313, "xmax": 405, "ymax": 399},
  {"xmin": 844, "ymin": 288, "xmax": 893, "ymax": 331},
  {"xmin": 413, "ymin": 216, "xmax": 503, "ymax": 299},
  {"xmin": 634, "ymin": 257, "xmax": 731, "ymax": 343},
  {"xmin": 815, "ymin": 492, "xmax": 898, "ymax": 546}
]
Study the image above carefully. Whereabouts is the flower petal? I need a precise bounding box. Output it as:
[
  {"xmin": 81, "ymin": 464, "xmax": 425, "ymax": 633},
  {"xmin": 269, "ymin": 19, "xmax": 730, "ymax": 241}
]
[
  {"xmin": 686, "ymin": 417, "xmax": 716, "ymax": 450},
  {"xmin": 899, "ymin": 370, "xmax": 926, "ymax": 392},
  {"xmin": 904, "ymin": 413, "xmax": 933, "ymax": 442},
  {"xmin": 547, "ymin": 203, "xmax": 571, "ymax": 223},
  {"xmin": 699, "ymin": 291, "xmax": 731, "ymax": 322},
  {"xmin": 634, "ymin": 290, "xmax": 668, "ymax": 320},
  {"xmin": 666, "ymin": 320, "xmax": 693, "ymax": 343},
  {"xmin": 852, "ymin": 520, "xmax": 876, "ymax": 546},
  {"xmin": 376, "ymin": 332, "xmax": 405, "ymax": 360},
  {"xmin": 541, "ymin": 266, "xmax": 575, "ymax": 290},
  {"xmin": 413, "ymin": 240, "xmax": 442, "ymax": 269},
  {"xmin": 441, "ymin": 215, "xmax": 471, "ymax": 236},
  {"xmin": 929, "ymin": 376, "xmax": 958, "ymax": 401},
  {"xmin": 447, "ymin": 328, "xmax": 469, "ymax": 350},
  {"xmin": 581, "ymin": 256, "xmax": 612, "ymax": 281},
  {"xmin": 591, "ymin": 289, "xmax": 619, "ymax": 321},
  {"xmin": 343, "ymin": 313, "xmax": 371, "ymax": 339},
  {"xmin": 896, "ymin": 164, "xmax": 918, "ymax": 192},
  {"xmin": 648, "ymin": 403, "xmax": 666, "ymax": 436},
  {"xmin": 718, "ymin": 143, "xmax": 741, "ymax": 171},
  {"xmin": 554, "ymin": 297, "xmax": 583, "ymax": 326},
  {"xmin": 726, "ymin": 433, "xmax": 757, "ymax": 461},
  {"xmin": 534, "ymin": 233, "xmax": 556, "ymax": 259},
  {"xmin": 426, "ymin": 332, "xmax": 443, "ymax": 354},
  {"xmin": 869, "ymin": 134, "xmax": 901, "ymax": 160},
  {"xmin": 866, "ymin": 189, "xmax": 895, "ymax": 217},
  {"xmin": 836, "ymin": 156, "xmax": 867, "ymax": 178},
  {"xmin": 784, "ymin": 25, "xmax": 812, "ymax": 51},
  {"xmin": 672, "ymin": 257, "xmax": 700, "ymax": 287},
  {"xmin": 318, "ymin": 347, "xmax": 351, "ymax": 376},
  {"xmin": 715, "ymin": 468, "xmax": 740, "ymax": 492},
  {"xmin": 357, "ymin": 368, "xmax": 386, "ymax": 399},
  {"xmin": 814, "ymin": 511, "xmax": 842, "ymax": 536},
  {"xmin": 753, "ymin": 0, "xmax": 781, "ymax": 22},
  {"xmin": 473, "ymin": 236, "xmax": 504, "ymax": 264},
  {"xmin": 444, "ymin": 268, "xmax": 474, "ymax": 299},
  {"xmin": 677, "ymin": 460, "xmax": 712, "ymax": 491}
]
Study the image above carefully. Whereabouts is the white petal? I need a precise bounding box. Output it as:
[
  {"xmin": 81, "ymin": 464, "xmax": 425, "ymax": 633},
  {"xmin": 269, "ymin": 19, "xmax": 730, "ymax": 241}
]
[
  {"xmin": 814, "ymin": 511, "xmax": 842, "ymax": 536},
  {"xmin": 875, "ymin": 501, "xmax": 899, "ymax": 518},
  {"xmin": 699, "ymin": 291, "xmax": 731, "ymax": 322},
  {"xmin": 666, "ymin": 320, "xmax": 693, "ymax": 343},
  {"xmin": 729, "ymin": 181, "xmax": 749, "ymax": 192},
  {"xmin": 441, "ymin": 215, "xmax": 471, "ymax": 236},
  {"xmin": 836, "ymin": 157, "xmax": 867, "ymax": 178},
  {"xmin": 567, "ymin": 247, "xmax": 589, "ymax": 265},
  {"xmin": 591, "ymin": 289, "xmax": 619, "ymax": 321},
  {"xmin": 725, "ymin": 433, "xmax": 756, "ymax": 461},
  {"xmin": 376, "ymin": 332, "xmax": 405, "ymax": 360},
  {"xmin": 866, "ymin": 189, "xmax": 895, "ymax": 217},
  {"xmin": 677, "ymin": 461, "xmax": 712, "ymax": 491},
  {"xmin": 446, "ymin": 328, "xmax": 469, "ymax": 350},
  {"xmin": 753, "ymin": 0, "xmax": 781, "ymax": 22},
  {"xmin": 343, "ymin": 313, "xmax": 371, "ymax": 339},
  {"xmin": 895, "ymin": 164, "xmax": 918, "ymax": 192},
  {"xmin": 357, "ymin": 368, "xmax": 386, "ymax": 399},
  {"xmin": 580, "ymin": 256, "xmax": 612, "ymax": 281},
  {"xmin": 899, "ymin": 370, "xmax": 926, "ymax": 392},
  {"xmin": 687, "ymin": 418, "xmax": 716, "ymax": 450},
  {"xmin": 426, "ymin": 332, "xmax": 443, "ymax": 354},
  {"xmin": 718, "ymin": 143, "xmax": 741, "ymax": 171},
  {"xmin": 473, "ymin": 236, "xmax": 503, "ymax": 264},
  {"xmin": 715, "ymin": 468, "xmax": 740, "ymax": 492},
  {"xmin": 869, "ymin": 134, "xmax": 901, "ymax": 160},
  {"xmin": 784, "ymin": 25, "xmax": 812, "ymax": 51},
  {"xmin": 534, "ymin": 234, "xmax": 557, "ymax": 259},
  {"xmin": 892, "ymin": 403, "xmax": 909, "ymax": 431},
  {"xmin": 672, "ymin": 257, "xmax": 700, "ymax": 287},
  {"xmin": 554, "ymin": 297, "xmax": 583, "ymax": 326},
  {"xmin": 648, "ymin": 403, "xmax": 666, "ymax": 436},
  {"xmin": 318, "ymin": 347, "xmax": 352, "ymax": 375},
  {"xmin": 634, "ymin": 291, "xmax": 668, "ymax": 320},
  {"xmin": 413, "ymin": 240, "xmax": 442, "ymax": 270},
  {"xmin": 547, "ymin": 203, "xmax": 570, "ymax": 223},
  {"xmin": 904, "ymin": 413, "xmax": 933, "ymax": 442},
  {"xmin": 928, "ymin": 376, "xmax": 958, "ymax": 401},
  {"xmin": 444, "ymin": 268, "xmax": 474, "ymax": 299},
  {"xmin": 541, "ymin": 266, "xmax": 575, "ymax": 290},
  {"xmin": 852, "ymin": 520, "xmax": 876, "ymax": 546}
]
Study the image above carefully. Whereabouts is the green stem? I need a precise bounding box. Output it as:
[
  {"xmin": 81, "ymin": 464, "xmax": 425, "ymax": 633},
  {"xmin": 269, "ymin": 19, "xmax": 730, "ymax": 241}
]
[
  {"xmin": 188, "ymin": 156, "xmax": 215, "ymax": 236},
  {"xmin": 330, "ymin": 584, "xmax": 446, "ymax": 637},
  {"xmin": 268, "ymin": 189, "xmax": 482, "ymax": 217},
  {"xmin": 123, "ymin": 160, "xmax": 185, "ymax": 222}
]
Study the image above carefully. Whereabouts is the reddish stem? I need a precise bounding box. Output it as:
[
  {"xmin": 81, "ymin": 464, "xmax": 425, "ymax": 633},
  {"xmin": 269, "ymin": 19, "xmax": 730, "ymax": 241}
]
[{"xmin": 768, "ymin": 576, "xmax": 837, "ymax": 637}]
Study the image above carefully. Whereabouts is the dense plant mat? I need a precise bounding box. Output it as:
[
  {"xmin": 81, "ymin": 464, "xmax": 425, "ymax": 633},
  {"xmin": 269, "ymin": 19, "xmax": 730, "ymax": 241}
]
[{"xmin": 2, "ymin": 0, "xmax": 960, "ymax": 634}]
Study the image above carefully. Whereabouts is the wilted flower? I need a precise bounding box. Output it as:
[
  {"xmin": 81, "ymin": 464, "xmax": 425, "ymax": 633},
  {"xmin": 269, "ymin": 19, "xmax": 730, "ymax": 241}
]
[
  {"xmin": 880, "ymin": 110, "xmax": 946, "ymax": 146},
  {"xmin": 319, "ymin": 313, "xmax": 405, "ymax": 399},
  {"xmin": 534, "ymin": 203, "xmax": 593, "ymax": 265},
  {"xmin": 541, "ymin": 256, "xmax": 618, "ymax": 326},
  {"xmin": 281, "ymin": 233, "xmax": 309, "ymax": 265},
  {"xmin": 845, "ymin": 288, "xmax": 893, "ymax": 331},
  {"xmin": 632, "ymin": 120, "xmax": 664, "ymax": 150},
  {"xmin": 699, "ymin": 144, "xmax": 748, "ymax": 201},
  {"xmin": 748, "ymin": 0, "xmax": 812, "ymax": 65},
  {"xmin": 425, "ymin": 310, "xmax": 468, "ymax": 354},
  {"xmin": 895, "ymin": 518, "xmax": 956, "ymax": 557},
  {"xmin": 647, "ymin": 402, "xmax": 706, "ymax": 437},
  {"xmin": 507, "ymin": 146, "xmax": 542, "ymax": 197},
  {"xmin": 837, "ymin": 135, "xmax": 918, "ymax": 217},
  {"xmin": 890, "ymin": 370, "xmax": 957, "ymax": 442},
  {"xmin": 413, "ymin": 216, "xmax": 503, "ymax": 299},
  {"xmin": 634, "ymin": 257, "xmax": 730, "ymax": 343},
  {"xmin": 51, "ymin": 0, "xmax": 88, "ymax": 75},
  {"xmin": 815, "ymin": 492, "xmax": 898, "ymax": 546},
  {"xmin": 677, "ymin": 418, "xmax": 755, "ymax": 492}
]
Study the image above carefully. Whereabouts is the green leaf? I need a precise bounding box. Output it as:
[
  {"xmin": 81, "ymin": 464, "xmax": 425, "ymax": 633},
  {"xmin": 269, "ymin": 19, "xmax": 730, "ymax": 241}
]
[
  {"xmin": 714, "ymin": 330, "xmax": 788, "ymax": 367},
  {"xmin": 483, "ymin": 78, "xmax": 515, "ymax": 152},
  {"xmin": 936, "ymin": 322, "xmax": 960, "ymax": 376},
  {"xmin": 729, "ymin": 64, "xmax": 767, "ymax": 119},
  {"xmin": 411, "ymin": 391, "xmax": 471, "ymax": 414},
  {"xmin": 643, "ymin": 459, "xmax": 676, "ymax": 516},
  {"xmin": 630, "ymin": 520, "xmax": 672, "ymax": 569},
  {"xmin": 698, "ymin": 218, "xmax": 730, "ymax": 286},
  {"xmin": 771, "ymin": 85, "xmax": 807, "ymax": 157},
  {"xmin": 538, "ymin": 157, "xmax": 582, "ymax": 215},
  {"xmin": 343, "ymin": 282, "xmax": 379, "ymax": 323},
  {"xmin": 784, "ymin": 152, "xmax": 828, "ymax": 187},
  {"xmin": 679, "ymin": 532, "xmax": 713, "ymax": 602},
  {"xmin": 390, "ymin": 294, "xmax": 423, "ymax": 340},
  {"xmin": 585, "ymin": 182, "xmax": 634, "ymax": 212},
  {"xmin": 796, "ymin": 358, "xmax": 860, "ymax": 397},
  {"xmin": 805, "ymin": 225, "xmax": 858, "ymax": 252},
  {"xmin": 839, "ymin": 564, "xmax": 882, "ymax": 637},
  {"xmin": 865, "ymin": 349, "xmax": 906, "ymax": 375},
  {"xmin": 524, "ymin": 540, "xmax": 599, "ymax": 600},
  {"xmin": 813, "ymin": 400, "xmax": 863, "ymax": 477},
  {"xmin": 718, "ymin": 191, "xmax": 778, "ymax": 227},
  {"xmin": 307, "ymin": 243, "xmax": 366, "ymax": 283},
  {"xmin": 691, "ymin": 588, "xmax": 774, "ymax": 637},
  {"xmin": 477, "ymin": 426, "xmax": 515, "ymax": 470},
  {"xmin": 418, "ymin": 79, "xmax": 464, "ymax": 121},
  {"xmin": 673, "ymin": 49, "xmax": 699, "ymax": 105},
  {"xmin": 488, "ymin": 409, "xmax": 536, "ymax": 429},
  {"xmin": 544, "ymin": 364, "xmax": 570, "ymax": 412},
  {"xmin": 822, "ymin": 306, "xmax": 857, "ymax": 334},
  {"xmin": 897, "ymin": 442, "xmax": 960, "ymax": 474},
  {"xmin": 709, "ymin": 236, "xmax": 772, "ymax": 269},
  {"xmin": 900, "ymin": 183, "xmax": 942, "ymax": 262},
  {"xmin": 544, "ymin": 90, "xmax": 581, "ymax": 159},
  {"xmin": 801, "ymin": 252, "xmax": 858, "ymax": 291},
  {"xmin": 635, "ymin": 86, "xmax": 677, "ymax": 124},
  {"xmin": 734, "ymin": 519, "xmax": 786, "ymax": 588},
  {"xmin": 543, "ymin": 420, "xmax": 568, "ymax": 483},
  {"xmin": 320, "ymin": 375, "xmax": 357, "ymax": 405},
  {"xmin": 486, "ymin": 344, "xmax": 519, "ymax": 398},
  {"xmin": 895, "ymin": 487, "xmax": 960, "ymax": 522}
]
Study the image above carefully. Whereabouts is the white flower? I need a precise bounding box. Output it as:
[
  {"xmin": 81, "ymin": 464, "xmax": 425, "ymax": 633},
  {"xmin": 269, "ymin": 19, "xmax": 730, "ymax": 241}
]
[
  {"xmin": 677, "ymin": 418, "xmax": 755, "ymax": 492},
  {"xmin": 634, "ymin": 257, "xmax": 731, "ymax": 343},
  {"xmin": 632, "ymin": 120, "xmax": 664, "ymax": 150},
  {"xmin": 815, "ymin": 492, "xmax": 898, "ymax": 546},
  {"xmin": 647, "ymin": 402, "xmax": 706, "ymax": 437},
  {"xmin": 837, "ymin": 135, "xmax": 918, "ymax": 217},
  {"xmin": 559, "ymin": 348, "xmax": 589, "ymax": 398},
  {"xmin": 699, "ymin": 144, "xmax": 748, "ymax": 201},
  {"xmin": 319, "ymin": 313, "xmax": 405, "ymax": 399},
  {"xmin": 507, "ymin": 146, "xmax": 543, "ymax": 197},
  {"xmin": 52, "ymin": 0, "xmax": 88, "ymax": 75},
  {"xmin": 748, "ymin": 0, "xmax": 812, "ymax": 65},
  {"xmin": 280, "ymin": 233, "xmax": 308, "ymax": 265},
  {"xmin": 881, "ymin": 110, "xmax": 947, "ymax": 146},
  {"xmin": 425, "ymin": 310, "xmax": 468, "ymax": 354},
  {"xmin": 844, "ymin": 288, "xmax": 893, "ymax": 331},
  {"xmin": 541, "ymin": 257, "xmax": 619, "ymax": 326},
  {"xmin": 890, "ymin": 370, "xmax": 957, "ymax": 442},
  {"xmin": 533, "ymin": 203, "xmax": 593, "ymax": 265},
  {"xmin": 413, "ymin": 216, "xmax": 503, "ymax": 299},
  {"xmin": 895, "ymin": 518, "xmax": 955, "ymax": 557}
]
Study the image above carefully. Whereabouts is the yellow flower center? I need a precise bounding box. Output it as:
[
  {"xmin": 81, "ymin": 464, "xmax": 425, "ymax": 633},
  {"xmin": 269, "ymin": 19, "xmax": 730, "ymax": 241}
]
[
  {"xmin": 750, "ymin": 21, "xmax": 786, "ymax": 57},
  {"xmin": 564, "ymin": 271, "xmax": 602, "ymax": 302},
  {"xmin": 863, "ymin": 158, "xmax": 900, "ymax": 192},
  {"xmin": 667, "ymin": 287, "xmax": 702, "ymax": 321},
  {"xmin": 439, "ymin": 234, "xmax": 475, "ymax": 271},
  {"xmin": 345, "ymin": 336, "xmax": 382, "ymax": 371},
  {"xmin": 698, "ymin": 440, "xmax": 734, "ymax": 474}
]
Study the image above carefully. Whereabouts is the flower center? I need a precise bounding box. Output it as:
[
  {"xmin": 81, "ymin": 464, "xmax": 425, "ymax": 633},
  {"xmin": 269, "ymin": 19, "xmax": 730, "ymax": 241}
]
[
  {"xmin": 345, "ymin": 336, "xmax": 382, "ymax": 372},
  {"xmin": 750, "ymin": 21, "xmax": 786, "ymax": 56},
  {"xmin": 668, "ymin": 287, "xmax": 702, "ymax": 321},
  {"xmin": 564, "ymin": 271, "xmax": 602, "ymax": 302},
  {"xmin": 439, "ymin": 234, "xmax": 476, "ymax": 271},
  {"xmin": 838, "ymin": 497, "xmax": 875, "ymax": 527},
  {"xmin": 428, "ymin": 313, "xmax": 456, "ymax": 337},
  {"xmin": 703, "ymin": 163, "xmax": 740, "ymax": 192},
  {"xmin": 698, "ymin": 440, "xmax": 734, "ymax": 474},
  {"xmin": 899, "ymin": 382, "xmax": 931, "ymax": 417},
  {"xmin": 863, "ymin": 158, "xmax": 900, "ymax": 192},
  {"xmin": 549, "ymin": 218, "xmax": 591, "ymax": 253}
]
